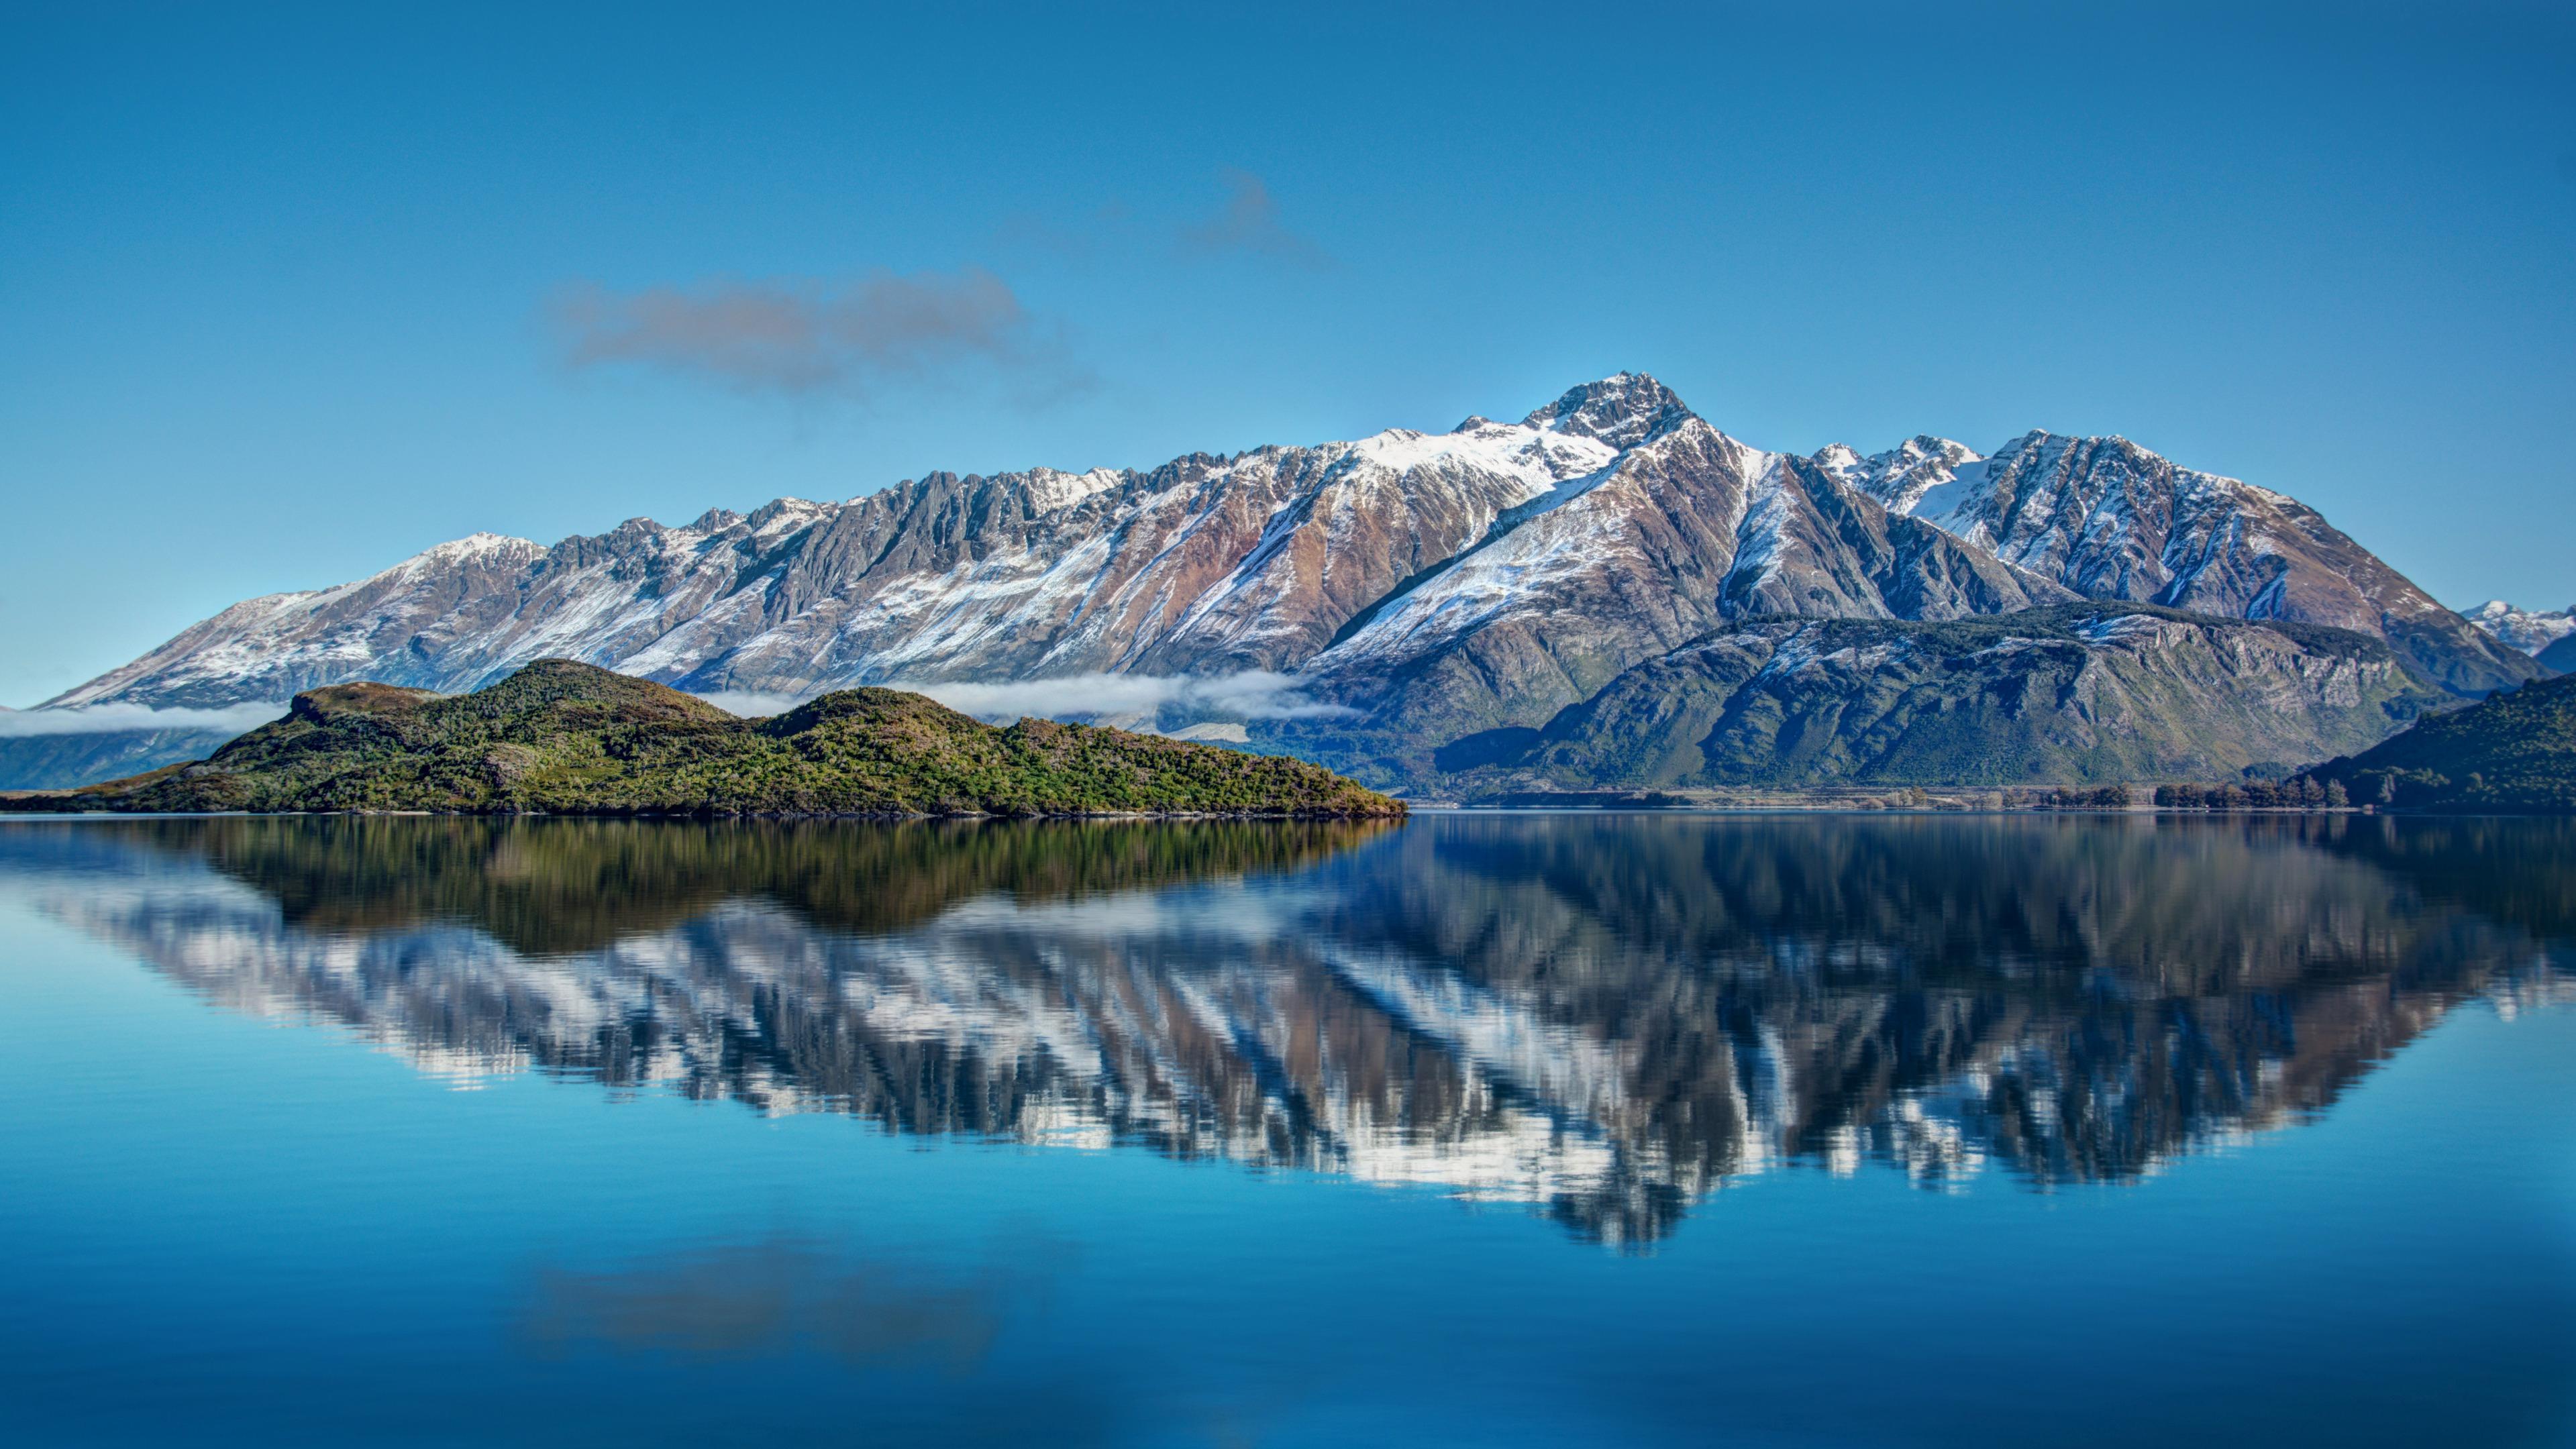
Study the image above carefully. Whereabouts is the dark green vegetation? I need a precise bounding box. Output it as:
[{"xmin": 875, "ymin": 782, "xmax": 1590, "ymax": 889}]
[
  {"xmin": 2299, "ymin": 674, "xmax": 2576, "ymax": 814},
  {"xmin": 0, "ymin": 660, "xmax": 1404, "ymax": 818},
  {"xmin": 1380, "ymin": 605, "xmax": 2441, "ymax": 797},
  {"xmin": 2156, "ymin": 778, "xmax": 2351, "ymax": 810}
]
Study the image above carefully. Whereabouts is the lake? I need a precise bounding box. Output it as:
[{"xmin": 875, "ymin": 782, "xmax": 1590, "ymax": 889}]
[{"xmin": 2, "ymin": 812, "xmax": 2571, "ymax": 1446}]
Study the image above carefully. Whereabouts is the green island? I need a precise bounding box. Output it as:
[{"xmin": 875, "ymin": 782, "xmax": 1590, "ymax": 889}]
[{"xmin": 0, "ymin": 659, "xmax": 1405, "ymax": 819}]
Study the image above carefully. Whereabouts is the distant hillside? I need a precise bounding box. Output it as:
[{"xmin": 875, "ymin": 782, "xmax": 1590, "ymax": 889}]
[
  {"xmin": 2300, "ymin": 675, "xmax": 2576, "ymax": 814},
  {"xmin": 0, "ymin": 727, "xmax": 243, "ymax": 791},
  {"xmin": 1, "ymin": 660, "xmax": 1402, "ymax": 819},
  {"xmin": 1416, "ymin": 605, "xmax": 2439, "ymax": 794}
]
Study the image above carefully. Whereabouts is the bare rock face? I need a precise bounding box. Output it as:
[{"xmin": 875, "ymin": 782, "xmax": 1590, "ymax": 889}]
[{"xmin": 21, "ymin": 372, "xmax": 2539, "ymax": 792}]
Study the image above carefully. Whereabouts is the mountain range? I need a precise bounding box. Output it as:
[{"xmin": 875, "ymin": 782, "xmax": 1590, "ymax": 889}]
[{"xmin": 5, "ymin": 374, "xmax": 2551, "ymax": 792}]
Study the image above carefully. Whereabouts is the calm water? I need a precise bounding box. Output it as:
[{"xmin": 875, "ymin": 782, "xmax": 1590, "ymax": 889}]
[{"xmin": 2, "ymin": 812, "xmax": 2572, "ymax": 1446}]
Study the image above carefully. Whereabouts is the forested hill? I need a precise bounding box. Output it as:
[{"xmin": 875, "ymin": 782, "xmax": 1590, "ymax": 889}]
[{"xmin": 2300, "ymin": 676, "xmax": 2576, "ymax": 814}]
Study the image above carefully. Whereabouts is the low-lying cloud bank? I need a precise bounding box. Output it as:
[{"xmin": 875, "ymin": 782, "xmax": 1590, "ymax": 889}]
[
  {"xmin": 0, "ymin": 702, "xmax": 289, "ymax": 738},
  {"xmin": 692, "ymin": 691, "xmax": 803, "ymax": 720},
  {"xmin": 692, "ymin": 673, "xmax": 1350, "ymax": 727},
  {"xmin": 908, "ymin": 672, "xmax": 1352, "ymax": 724},
  {"xmin": 5, "ymin": 675, "xmax": 1343, "ymax": 739}
]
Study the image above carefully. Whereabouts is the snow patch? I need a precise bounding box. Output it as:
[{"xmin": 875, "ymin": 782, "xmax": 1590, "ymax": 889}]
[
  {"xmin": 1019, "ymin": 468, "xmax": 1125, "ymax": 513},
  {"xmin": 1909, "ymin": 460, "xmax": 1992, "ymax": 537}
]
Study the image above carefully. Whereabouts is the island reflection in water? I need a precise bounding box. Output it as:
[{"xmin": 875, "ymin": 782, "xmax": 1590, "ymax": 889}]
[{"xmin": 8, "ymin": 812, "xmax": 2570, "ymax": 1246}]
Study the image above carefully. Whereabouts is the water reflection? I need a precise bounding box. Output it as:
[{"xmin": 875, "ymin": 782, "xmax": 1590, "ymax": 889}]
[
  {"xmin": 3, "ymin": 813, "xmax": 2567, "ymax": 1246},
  {"xmin": 522, "ymin": 1232, "xmax": 1071, "ymax": 1371}
]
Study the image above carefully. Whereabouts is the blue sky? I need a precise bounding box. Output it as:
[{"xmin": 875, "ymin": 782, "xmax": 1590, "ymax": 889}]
[{"xmin": 3, "ymin": 1, "xmax": 2571, "ymax": 705}]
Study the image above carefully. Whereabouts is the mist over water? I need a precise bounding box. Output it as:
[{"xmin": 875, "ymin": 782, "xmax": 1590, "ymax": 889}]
[{"xmin": 3, "ymin": 813, "xmax": 2571, "ymax": 1444}]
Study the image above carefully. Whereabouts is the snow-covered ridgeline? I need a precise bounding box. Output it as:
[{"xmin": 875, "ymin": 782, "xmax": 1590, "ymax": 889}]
[
  {"xmin": 45, "ymin": 402, "xmax": 1637, "ymax": 712},
  {"xmin": 2461, "ymin": 600, "xmax": 2575, "ymax": 654}
]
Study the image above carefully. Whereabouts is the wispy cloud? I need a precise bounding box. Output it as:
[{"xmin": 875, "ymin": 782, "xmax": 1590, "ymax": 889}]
[
  {"xmin": 1176, "ymin": 170, "xmax": 1332, "ymax": 269},
  {"xmin": 548, "ymin": 266, "xmax": 1091, "ymax": 402},
  {"xmin": 906, "ymin": 671, "xmax": 1353, "ymax": 724},
  {"xmin": 0, "ymin": 702, "xmax": 286, "ymax": 738}
]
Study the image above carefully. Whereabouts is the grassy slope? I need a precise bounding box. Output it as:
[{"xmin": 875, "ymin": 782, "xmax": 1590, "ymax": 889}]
[
  {"xmin": 2300, "ymin": 674, "xmax": 2576, "ymax": 813},
  {"xmin": 2, "ymin": 660, "xmax": 1404, "ymax": 818}
]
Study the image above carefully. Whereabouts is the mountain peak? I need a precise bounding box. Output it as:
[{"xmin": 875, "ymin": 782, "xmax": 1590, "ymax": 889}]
[
  {"xmin": 1521, "ymin": 373, "xmax": 1694, "ymax": 448},
  {"xmin": 383, "ymin": 532, "xmax": 548, "ymax": 582},
  {"xmin": 2459, "ymin": 599, "xmax": 2576, "ymax": 661}
]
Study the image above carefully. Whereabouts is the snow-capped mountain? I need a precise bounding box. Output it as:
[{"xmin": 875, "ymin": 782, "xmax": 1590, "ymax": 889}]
[
  {"xmin": 1286, "ymin": 377, "xmax": 2071, "ymax": 744},
  {"xmin": 2463, "ymin": 600, "xmax": 2575, "ymax": 674},
  {"xmin": 51, "ymin": 401, "xmax": 1622, "ymax": 709},
  {"xmin": 1812, "ymin": 435, "xmax": 1983, "ymax": 514},
  {"xmin": 19, "ymin": 373, "xmax": 2544, "ymax": 789},
  {"xmin": 1818, "ymin": 430, "xmax": 2535, "ymax": 695}
]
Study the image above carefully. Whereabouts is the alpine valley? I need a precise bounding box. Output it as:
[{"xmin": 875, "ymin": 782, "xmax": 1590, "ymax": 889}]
[{"xmin": 7, "ymin": 374, "xmax": 2553, "ymax": 796}]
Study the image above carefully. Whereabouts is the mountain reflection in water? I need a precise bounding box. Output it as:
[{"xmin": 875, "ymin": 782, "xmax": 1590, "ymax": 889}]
[{"xmin": 5, "ymin": 813, "xmax": 2569, "ymax": 1246}]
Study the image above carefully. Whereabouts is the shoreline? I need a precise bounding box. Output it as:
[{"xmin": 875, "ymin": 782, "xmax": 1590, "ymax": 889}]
[
  {"xmin": 0, "ymin": 802, "xmax": 1407, "ymax": 822},
  {"xmin": 5, "ymin": 801, "xmax": 2564, "ymax": 821}
]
